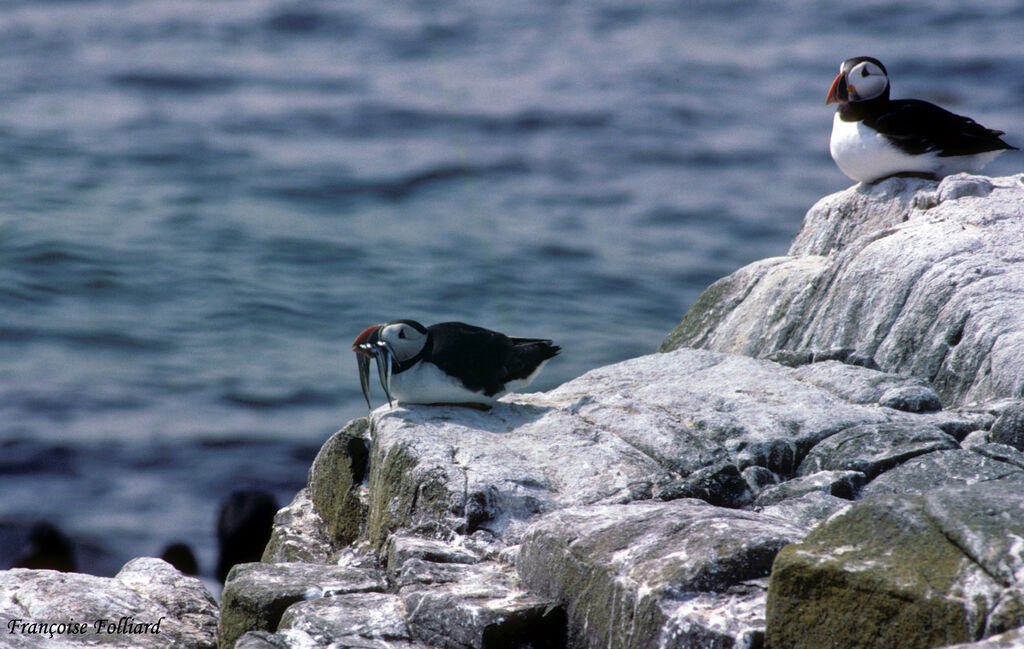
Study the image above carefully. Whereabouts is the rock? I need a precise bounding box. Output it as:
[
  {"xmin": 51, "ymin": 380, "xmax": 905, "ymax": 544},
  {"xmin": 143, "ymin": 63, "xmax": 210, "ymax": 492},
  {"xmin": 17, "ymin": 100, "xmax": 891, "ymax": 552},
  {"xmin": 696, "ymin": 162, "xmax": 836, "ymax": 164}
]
[
  {"xmin": 991, "ymin": 401, "xmax": 1024, "ymax": 451},
  {"xmin": 659, "ymin": 579, "xmax": 770, "ymax": 649},
  {"xmin": 789, "ymin": 360, "xmax": 933, "ymax": 406},
  {"xmin": 307, "ymin": 419, "xmax": 371, "ymax": 547},
  {"xmin": 969, "ymin": 442, "xmax": 1024, "ymax": 471},
  {"xmin": 0, "ymin": 557, "xmax": 217, "ymax": 648},
  {"xmin": 796, "ymin": 421, "xmax": 958, "ymax": 479},
  {"xmin": 217, "ymin": 562, "xmax": 387, "ymax": 649},
  {"xmin": 756, "ymin": 491, "xmax": 853, "ymax": 531},
  {"xmin": 940, "ymin": 629, "xmax": 1024, "ymax": 649},
  {"xmin": 656, "ymin": 460, "xmax": 754, "ymax": 508},
  {"xmin": 878, "ymin": 384, "xmax": 943, "ymax": 413},
  {"xmin": 859, "ymin": 449, "xmax": 1024, "ymax": 499},
  {"xmin": 753, "ymin": 469, "xmax": 865, "ymax": 507},
  {"xmin": 276, "ymin": 592, "xmax": 419, "ymax": 649},
  {"xmin": 766, "ymin": 481, "xmax": 1024, "ymax": 649},
  {"xmin": 517, "ymin": 500, "xmax": 804, "ymax": 649},
  {"xmin": 661, "ymin": 174, "xmax": 1024, "ymax": 410},
  {"xmin": 261, "ymin": 488, "xmax": 333, "ymax": 564},
  {"xmin": 741, "ymin": 465, "xmax": 778, "ymax": 495},
  {"xmin": 401, "ymin": 562, "xmax": 565, "ymax": 649}
]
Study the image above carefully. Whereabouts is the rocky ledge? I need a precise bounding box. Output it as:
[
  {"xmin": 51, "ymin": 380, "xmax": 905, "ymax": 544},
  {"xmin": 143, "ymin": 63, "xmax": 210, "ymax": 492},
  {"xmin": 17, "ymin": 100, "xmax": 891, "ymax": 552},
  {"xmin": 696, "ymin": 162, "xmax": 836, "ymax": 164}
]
[{"xmin": 4, "ymin": 174, "xmax": 1024, "ymax": 649}]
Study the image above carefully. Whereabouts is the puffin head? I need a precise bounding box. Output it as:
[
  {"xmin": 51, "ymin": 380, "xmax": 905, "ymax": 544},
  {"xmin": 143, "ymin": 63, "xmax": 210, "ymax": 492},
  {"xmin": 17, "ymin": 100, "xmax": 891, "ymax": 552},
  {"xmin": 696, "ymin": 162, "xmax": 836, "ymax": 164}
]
[
  {"xmin": 827, "ymin": 56, "xmax": 889, "ymax": 104},
  {"xmin": 351, "ymin": 319, "xmax": 429, "ymax": 409}
]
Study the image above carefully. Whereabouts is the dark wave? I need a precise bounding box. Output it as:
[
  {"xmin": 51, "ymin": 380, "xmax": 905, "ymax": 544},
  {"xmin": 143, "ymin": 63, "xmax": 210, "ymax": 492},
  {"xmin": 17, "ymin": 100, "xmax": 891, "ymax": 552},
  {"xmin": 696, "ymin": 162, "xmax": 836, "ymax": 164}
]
[
  {"xmin": 110, "ymin": 71, "xmax": 238, "ymax": 93},
  {"xmin": 257, "ymin": 159, "xmax": 529, "ymax": 204},
  {"xmin": 0, "ymin": 325, "xmax": 172, "ymax": 352},
  {"xmin": 219, "ymin": 387, "xmax": 338, "ymax": 410}
]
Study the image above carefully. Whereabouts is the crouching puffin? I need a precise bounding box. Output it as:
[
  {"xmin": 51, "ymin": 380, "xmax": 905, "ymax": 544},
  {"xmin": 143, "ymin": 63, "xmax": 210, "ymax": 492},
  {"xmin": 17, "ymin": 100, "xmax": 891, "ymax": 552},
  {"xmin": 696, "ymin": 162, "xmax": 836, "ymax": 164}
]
[
  {"xmin": 352, "ymin": 319, "xmax": 560, "ymax": 409},
  {"xmin": 826, "ymin": 56, "xmax": 1016, "ymax": 183}
]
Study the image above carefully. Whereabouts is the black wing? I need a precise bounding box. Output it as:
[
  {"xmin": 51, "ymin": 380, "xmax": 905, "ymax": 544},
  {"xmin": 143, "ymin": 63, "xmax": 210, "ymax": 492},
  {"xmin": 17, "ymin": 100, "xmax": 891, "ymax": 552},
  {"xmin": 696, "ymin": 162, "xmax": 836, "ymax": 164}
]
[
  {"xmin": 866, "ymin": 99, "xmax": 1016, "ymax": 157},
  {"xmin": 428, "ymin": 322, "xmax": 559, "ymax": 396}
]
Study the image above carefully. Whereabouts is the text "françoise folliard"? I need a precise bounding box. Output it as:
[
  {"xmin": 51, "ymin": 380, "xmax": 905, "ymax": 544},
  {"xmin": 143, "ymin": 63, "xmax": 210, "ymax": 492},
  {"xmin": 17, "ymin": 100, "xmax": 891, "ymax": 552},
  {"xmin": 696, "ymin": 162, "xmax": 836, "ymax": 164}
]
[{"xmin": 7, "ymin": 616, "xmax": 165, "ymax": 638}]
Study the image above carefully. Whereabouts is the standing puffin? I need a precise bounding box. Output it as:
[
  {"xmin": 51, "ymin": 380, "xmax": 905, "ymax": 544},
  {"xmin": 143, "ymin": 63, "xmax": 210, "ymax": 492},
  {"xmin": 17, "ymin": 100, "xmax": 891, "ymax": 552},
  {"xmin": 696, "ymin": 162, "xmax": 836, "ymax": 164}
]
[
  {"xmin": 827, "ymin": 56, "xmax": 1016, "ymax": 183},
  {"xmin": 352, "ymin": 319, "xmax": 559, "ymax": 409}
]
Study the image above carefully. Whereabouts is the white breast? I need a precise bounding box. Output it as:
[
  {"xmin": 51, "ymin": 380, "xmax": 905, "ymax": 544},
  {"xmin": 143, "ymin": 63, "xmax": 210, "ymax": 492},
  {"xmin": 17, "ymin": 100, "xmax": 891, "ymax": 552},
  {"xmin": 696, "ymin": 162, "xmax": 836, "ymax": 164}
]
[
  {"xmin": 829, "ymin": 114, "xmax": 932, "ymax": 183},
  {"xmin": 390, "ymin": 361, "xmax": 499, "ymax": 405}
]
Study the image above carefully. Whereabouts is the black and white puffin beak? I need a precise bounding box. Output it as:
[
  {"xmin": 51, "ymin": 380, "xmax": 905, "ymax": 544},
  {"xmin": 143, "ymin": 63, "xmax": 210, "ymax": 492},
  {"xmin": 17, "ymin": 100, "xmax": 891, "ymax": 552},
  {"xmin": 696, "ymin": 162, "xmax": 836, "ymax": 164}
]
[
  {"xmin": 826, "ymin": 71, "xmax": 848, "ymax": 104},
  {"xmin": 352, "ymin": 325, "xmax": 395, "ymax": 409}
]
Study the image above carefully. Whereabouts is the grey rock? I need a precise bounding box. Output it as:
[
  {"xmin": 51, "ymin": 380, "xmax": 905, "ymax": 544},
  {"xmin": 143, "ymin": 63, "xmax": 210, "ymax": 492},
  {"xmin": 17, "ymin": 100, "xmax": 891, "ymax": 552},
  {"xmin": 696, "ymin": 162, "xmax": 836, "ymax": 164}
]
[
  {"xmin": 860, "ymin": 449, "xmax": 1024, "ymax": 499},
  {"xmin": 969, "ymin": 442, "xmax": 1024, "ymax": 471},
  {"xmin": 234, "ymin": 631, "xmax": 292, "ymax": 649},
  {"xmin": 661, "ymin": 174, "xmax": 1024, "ymax": 409},
  {"xmin": 991, "ymin": 401, "xmax": 1024, "ymax": 451},
  {"xmin": 517, "ymin": 500, "xmax": 804, "ymax": 649},
  {"xmin": 790, "ymin": 360, "xmax": 933, "ymax": 406},
  {"xmin": 961, "ymin": 429, "xmax": 991, "ymax": 448},
  {"xmin": 741, "ymin": 465, "xmax": 778, "ymax": 495},
  {"xmin": 940, "ymin": 629, "xmax": 1024, "ymax": 649},
  {"xmin": 878, "ymin": 384, "xmax": 943, "ymax": 412},
  {"xmin": 0, "ymin": 557, "xmax": 217, "ymax": 649},
  {"xmin": 658, "ymin": 579, "xmax": 770, "ymax": 649},
  {"xmin": 766, "ymin": 483, "xmax": 1024, "ymax": 649},
  {"xmin": 217, "ymin": 562, "xmax": 387, "ymax": 649},
  {"xmin": 753, "ymin": 469, "xmax": 865, "ymax": 507},
  {"xmin": 384, "ymin": 535, "xmax": 480, "ymax": 588},
  {"xmin": 756, "ymin": 491, "xmax": 853, "ymax": 531},
  {"xmin": 656, "ymin": 461, "xmax": 754, "ymax": 508},
  {"xmin": 261, "ymin": 488, "xmax": 334, "ymax": 564},
  {"xmin": 797, "ymin": 421, "xmax": 958, "ymax": 479},
  {"xmin": 400, "ymin": 561, "xmax": 564, "ymax": 649},
  {"xmin": 277, "ymin": 592, "xmax": 418, "ymax": 649}
]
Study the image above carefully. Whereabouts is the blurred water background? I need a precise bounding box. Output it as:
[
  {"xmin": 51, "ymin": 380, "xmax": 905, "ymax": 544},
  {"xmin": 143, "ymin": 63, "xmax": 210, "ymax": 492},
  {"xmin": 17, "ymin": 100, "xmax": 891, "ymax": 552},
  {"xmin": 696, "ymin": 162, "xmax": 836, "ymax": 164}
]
[{"xmin": 1, "ymin": 0, "xmax": 1021, "ymax": 577}]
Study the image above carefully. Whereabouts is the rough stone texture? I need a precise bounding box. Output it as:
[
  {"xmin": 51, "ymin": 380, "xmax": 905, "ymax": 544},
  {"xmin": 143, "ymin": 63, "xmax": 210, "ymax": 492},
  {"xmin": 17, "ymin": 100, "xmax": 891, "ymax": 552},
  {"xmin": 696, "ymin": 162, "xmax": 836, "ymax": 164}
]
[
  {"xmin": 0, "ymin": 557, "xmax": 217, "ymax": 649},
  {"xmin": 991, "ymin": 401, "xmax": 1024, "ymax": 451},
  {"xmin": 261, "ymin": 488, "xmax": 333, "ymax": 564},
  {"xmin": 517, "ymin": 500, "xmax": 805, "ymax": 649},
  {"xmin": 307, "ymin": 419, "xmax": 372, "ymax": 547},
  {"xmin": 401, "ymin": 562, "xmax": 564, "ymax": 649},
  {"xmin": 860, "ymin": 448, "xmax": 1024, "ymax": 499},
  {"xmin": 766, "ymin": 481, "xmax": 1024, "ymax": 649},
  {"xmin": 275, "ymin": 592, "xmax": 420, "ymax": 649},
  {"xmin": 217, "ymin": 562, "xmax": 387, "ymax": 649},
  {"xmin": 941, "ymin": 629, "xmax": 1024, "ymax": 649},
  {"xmin": 755, "ymin": 491, "xmax": 853, "ymax": 532},
  {"xmin": 753, "ymin": 470, "xmax": 865, "ymax": 507},
  {"xmin": 796, "ymin": 422, "xmax": 959, "ymax": 479},
  {"xmin": 661, "ymin": 174, "xmax": 1024, "ymax": 410}
]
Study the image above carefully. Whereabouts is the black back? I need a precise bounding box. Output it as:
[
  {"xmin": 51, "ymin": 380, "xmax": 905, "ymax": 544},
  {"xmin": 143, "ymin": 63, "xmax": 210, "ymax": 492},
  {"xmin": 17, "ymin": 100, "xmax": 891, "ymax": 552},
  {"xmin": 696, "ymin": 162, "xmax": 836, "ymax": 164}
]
[
  {"xmin": 424, "ymin": 322, "xmax": 560, "ymax": 396},
  {"xmin": 862, "ymin": 99, "xmax": 1016, "ymax": 157}
]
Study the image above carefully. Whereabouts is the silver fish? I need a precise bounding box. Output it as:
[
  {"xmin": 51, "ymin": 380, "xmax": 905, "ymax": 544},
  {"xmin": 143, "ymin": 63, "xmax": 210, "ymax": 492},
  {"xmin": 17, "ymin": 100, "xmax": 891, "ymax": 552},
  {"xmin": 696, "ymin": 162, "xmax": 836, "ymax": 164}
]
[
  {"xmin": 373, "ymin": 340, "xmax": 395, "ymax": 408},
  {"xmin": 357, "ymin": 352, "xmax": 373, "ymax": 410}
]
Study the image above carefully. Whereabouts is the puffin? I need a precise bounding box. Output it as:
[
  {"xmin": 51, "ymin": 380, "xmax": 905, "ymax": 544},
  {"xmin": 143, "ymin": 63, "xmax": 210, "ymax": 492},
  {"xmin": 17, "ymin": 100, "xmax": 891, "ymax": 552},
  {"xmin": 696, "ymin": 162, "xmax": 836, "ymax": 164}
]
[
  {"xmin": 352, "ymin": 319, "xmax": 560, "ymax": 409},
  {"xmin": 826, "ymin": 56, "xmax": 1016, "ymax": 183}
]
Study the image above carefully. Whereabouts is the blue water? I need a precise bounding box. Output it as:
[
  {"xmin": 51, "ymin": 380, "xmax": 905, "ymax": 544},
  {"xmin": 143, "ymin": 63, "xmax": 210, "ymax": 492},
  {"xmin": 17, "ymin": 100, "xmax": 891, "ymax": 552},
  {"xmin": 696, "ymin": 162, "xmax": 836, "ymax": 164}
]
[{"xmin": 2, "ymin": 0, "xmax": 1022, "ymax": 577}]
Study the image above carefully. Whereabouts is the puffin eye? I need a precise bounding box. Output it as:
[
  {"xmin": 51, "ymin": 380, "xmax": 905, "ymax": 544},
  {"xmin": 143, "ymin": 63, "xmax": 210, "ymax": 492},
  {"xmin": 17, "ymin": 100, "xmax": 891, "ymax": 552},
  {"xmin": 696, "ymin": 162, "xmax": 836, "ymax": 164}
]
[
  {"xmin": 398, "ymin": 329, "xmax": 406, "ymax": 339},
  {"xmin": 860, "ymin": 66, "xmax": 869, "ymax": 77}
]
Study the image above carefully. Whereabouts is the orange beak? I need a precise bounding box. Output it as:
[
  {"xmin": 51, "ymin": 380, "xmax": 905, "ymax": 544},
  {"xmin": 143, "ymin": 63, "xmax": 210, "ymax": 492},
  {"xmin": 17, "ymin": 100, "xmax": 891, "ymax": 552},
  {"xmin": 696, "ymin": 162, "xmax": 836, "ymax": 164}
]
[{"xmin": 826, "ymin": 71, "xmax": 847, "ymax": 105}]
